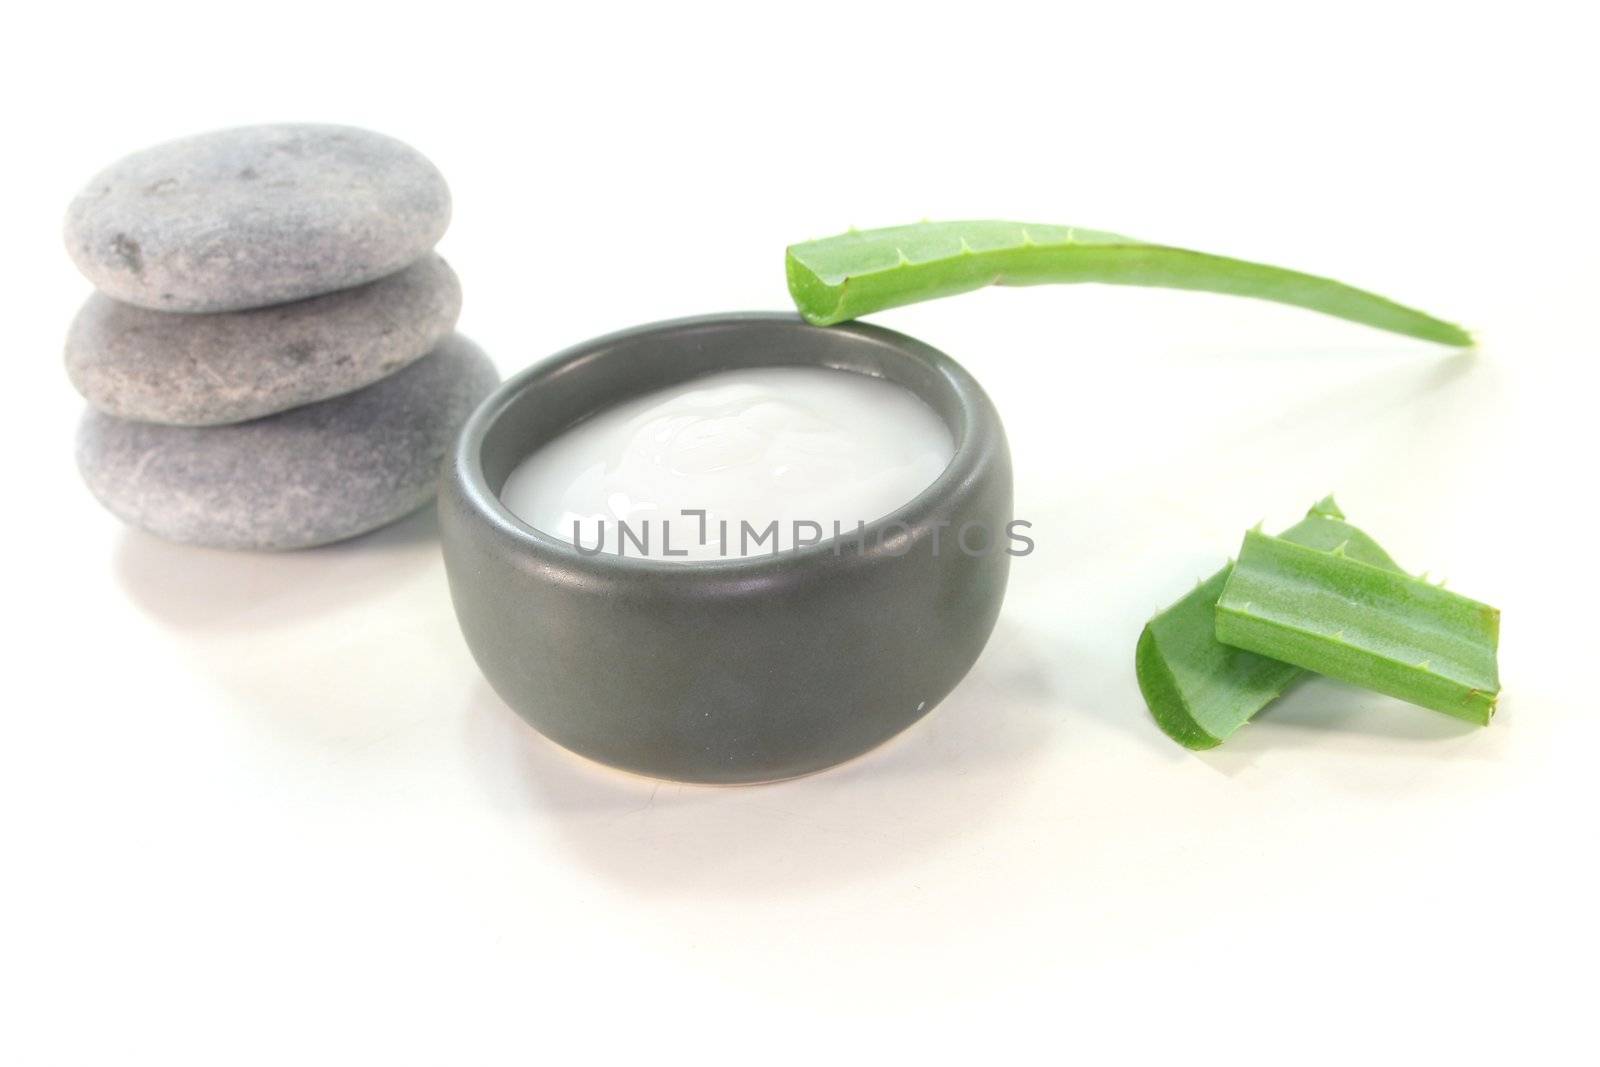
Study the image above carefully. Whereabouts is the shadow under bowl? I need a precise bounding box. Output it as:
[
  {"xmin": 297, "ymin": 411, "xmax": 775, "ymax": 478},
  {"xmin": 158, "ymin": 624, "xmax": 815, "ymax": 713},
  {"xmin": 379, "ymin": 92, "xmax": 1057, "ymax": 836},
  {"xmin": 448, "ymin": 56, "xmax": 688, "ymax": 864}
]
[{"xmin": 439, "ymin": 312, "xmax": 1013, "ymax": 784}]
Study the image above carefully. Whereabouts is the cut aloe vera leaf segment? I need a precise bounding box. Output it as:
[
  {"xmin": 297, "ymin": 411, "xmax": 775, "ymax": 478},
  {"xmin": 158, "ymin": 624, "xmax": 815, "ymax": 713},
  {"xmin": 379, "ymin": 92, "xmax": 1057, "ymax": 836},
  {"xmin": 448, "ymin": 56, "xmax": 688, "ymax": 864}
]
[
  {"xmin": 1137, "ymin": 498, "xmax": 1404, "ymax": 749},
  {"xmin": 1215, "ymin": 530, "xmax": 1500, "ymax": 725},
  {"xmin": 786, "ymin": 221, "xmax": 1473, "ymax": 346}
]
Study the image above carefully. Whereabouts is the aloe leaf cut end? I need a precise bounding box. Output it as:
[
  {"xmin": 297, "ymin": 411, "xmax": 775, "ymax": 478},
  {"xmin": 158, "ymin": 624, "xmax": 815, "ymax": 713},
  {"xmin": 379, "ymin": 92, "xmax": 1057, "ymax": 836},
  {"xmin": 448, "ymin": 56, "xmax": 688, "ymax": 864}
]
[
  {"xmin": 1137, "ymin": 568, "xmax": 1294, "ymax": 750},
  {"xmin": 786, "ymin": 221, "xmax": 1473, "ymax": 346}
]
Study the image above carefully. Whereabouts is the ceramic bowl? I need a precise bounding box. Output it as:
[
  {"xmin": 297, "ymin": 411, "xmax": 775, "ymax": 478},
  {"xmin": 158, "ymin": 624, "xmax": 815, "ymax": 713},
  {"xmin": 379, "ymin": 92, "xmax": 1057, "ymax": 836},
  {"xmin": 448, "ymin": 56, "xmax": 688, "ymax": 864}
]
[{"xmin": 439, "ymin": 312, "xmax": 1012, "ymax": 783}]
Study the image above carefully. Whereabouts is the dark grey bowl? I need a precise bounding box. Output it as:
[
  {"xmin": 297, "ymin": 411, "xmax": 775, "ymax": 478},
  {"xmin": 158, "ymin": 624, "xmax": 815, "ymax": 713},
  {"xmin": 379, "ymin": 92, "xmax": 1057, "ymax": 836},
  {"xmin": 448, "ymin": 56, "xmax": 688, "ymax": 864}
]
[{"xmin": 439, "ymin": 312, "xmax": 1012, "ymax": 784}]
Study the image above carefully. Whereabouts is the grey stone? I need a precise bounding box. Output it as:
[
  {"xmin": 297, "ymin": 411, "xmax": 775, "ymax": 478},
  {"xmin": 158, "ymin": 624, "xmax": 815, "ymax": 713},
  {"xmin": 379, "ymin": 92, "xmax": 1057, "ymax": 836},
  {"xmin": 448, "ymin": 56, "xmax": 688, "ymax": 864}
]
[
  {"xmin": 64, "ymin": 124, "xmax": 451, "ymax": 312},
  {"xmin": 77, "ymin": 334, "xmax": 498, "ymax": 550},
  {"xmin": 66, "ymin": 254, "xmax": 462, "ymax": 426}
]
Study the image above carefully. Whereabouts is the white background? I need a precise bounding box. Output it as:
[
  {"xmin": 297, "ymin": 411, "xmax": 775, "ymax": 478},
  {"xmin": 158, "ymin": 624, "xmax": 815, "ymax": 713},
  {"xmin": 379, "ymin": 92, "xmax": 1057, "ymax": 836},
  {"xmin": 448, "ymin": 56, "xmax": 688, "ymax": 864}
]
[{"xmin": 4, "ymin": 2, "xmax": 1595, "ymax": 1062}]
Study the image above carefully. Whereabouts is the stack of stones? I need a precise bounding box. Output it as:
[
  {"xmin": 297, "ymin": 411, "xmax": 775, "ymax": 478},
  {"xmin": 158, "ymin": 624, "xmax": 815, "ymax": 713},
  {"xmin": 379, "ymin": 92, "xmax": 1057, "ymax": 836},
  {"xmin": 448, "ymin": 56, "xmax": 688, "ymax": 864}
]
[{"xmin": 64, "ymin": 124, "xmax": 499, "ymax": 550}]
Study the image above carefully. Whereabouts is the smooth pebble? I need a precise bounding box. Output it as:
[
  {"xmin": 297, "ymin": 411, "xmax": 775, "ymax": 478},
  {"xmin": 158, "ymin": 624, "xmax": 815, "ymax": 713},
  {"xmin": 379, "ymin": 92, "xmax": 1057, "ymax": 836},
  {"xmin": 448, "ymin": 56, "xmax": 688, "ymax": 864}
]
[
  {"xmin": 76, "ymin": 334, "xmax": 498, "ymax": 550},
  {"xmin": 66, "ymin": 254, "xmax": 462, "ymax": 426},
  {"xmin": 64, "ymin": 124, "xmax": 451, "ymax": 312}
]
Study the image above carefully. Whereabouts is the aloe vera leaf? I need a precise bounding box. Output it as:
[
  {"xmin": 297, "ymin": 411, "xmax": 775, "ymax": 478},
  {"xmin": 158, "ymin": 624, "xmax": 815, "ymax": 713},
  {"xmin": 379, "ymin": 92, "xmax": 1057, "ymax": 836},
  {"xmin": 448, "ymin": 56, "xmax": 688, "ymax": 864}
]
[
  {"xmin": 785, "ymin": 221, "xmax": 1472, "ymax": 345},
  {"xmin": 1137, "ymin": 498, "xmax": 1405, "ymax": 749},
  {"xmin": 1215, "ymin": 530, "xmax": 1500, "ymax": 724}
]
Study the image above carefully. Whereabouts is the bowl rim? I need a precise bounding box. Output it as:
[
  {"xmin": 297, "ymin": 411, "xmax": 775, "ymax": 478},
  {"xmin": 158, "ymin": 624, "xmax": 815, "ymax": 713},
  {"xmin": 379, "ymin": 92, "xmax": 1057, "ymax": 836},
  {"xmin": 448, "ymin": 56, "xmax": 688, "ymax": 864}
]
[{"xmin": 447, "ymin": 310, "xmax": 1000, "ymax": 585}]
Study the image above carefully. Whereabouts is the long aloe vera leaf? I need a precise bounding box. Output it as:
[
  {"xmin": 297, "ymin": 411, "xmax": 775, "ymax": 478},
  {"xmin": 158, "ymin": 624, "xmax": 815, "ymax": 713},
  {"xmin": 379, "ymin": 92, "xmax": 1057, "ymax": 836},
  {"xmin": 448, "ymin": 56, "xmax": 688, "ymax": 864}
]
[
  {"xmin": 1136, "ymin": 498, "xmax": 1404, "ymax": 749},
  {"xmin": 786, "ymin": 221, "xmax": 1472, "ymax": 345},
  {"xmin": 1215, "ymin": 530, "xmax": 1500, "ymax": 724}
]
